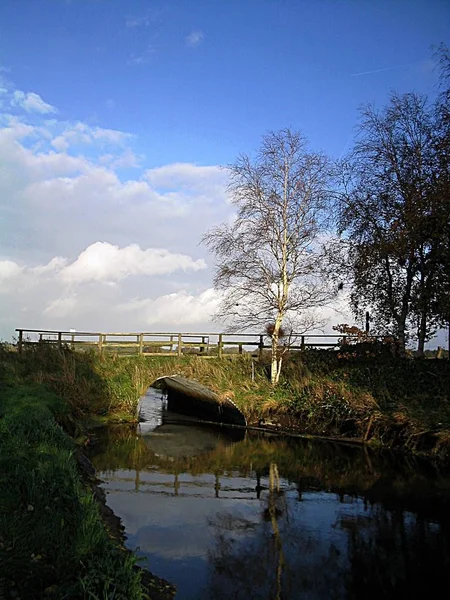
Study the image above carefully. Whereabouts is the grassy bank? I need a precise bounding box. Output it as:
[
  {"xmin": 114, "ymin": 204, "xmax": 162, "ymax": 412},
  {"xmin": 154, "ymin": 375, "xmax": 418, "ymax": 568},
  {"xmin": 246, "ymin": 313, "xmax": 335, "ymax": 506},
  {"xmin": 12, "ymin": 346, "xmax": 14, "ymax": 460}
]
[
  {"xmin": 261, "ymin": 351, "xmax": 450, "ymax": 460},
  {"xmin": 2, "ymin": 343, "xmax": 449, "ymax": 459},
  {"xmin": 0, "ymin": 345, "xmax": 176, "ymax": 599},
  {"xmin": 0, "ymin": 385, "xmax": 146, "ymax": 598}
]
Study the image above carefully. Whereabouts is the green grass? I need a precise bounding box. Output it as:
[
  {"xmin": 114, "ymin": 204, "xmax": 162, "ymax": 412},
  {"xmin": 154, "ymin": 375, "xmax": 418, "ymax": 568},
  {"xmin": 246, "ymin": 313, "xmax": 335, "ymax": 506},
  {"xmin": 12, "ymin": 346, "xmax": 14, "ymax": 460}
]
[
  {"xmin": 0, "ymin": 384, "xmax": 146, "ymax": 599},
  {"xmin": 0, "ymin": 344, "xmax": 180, "ymax": 598}
]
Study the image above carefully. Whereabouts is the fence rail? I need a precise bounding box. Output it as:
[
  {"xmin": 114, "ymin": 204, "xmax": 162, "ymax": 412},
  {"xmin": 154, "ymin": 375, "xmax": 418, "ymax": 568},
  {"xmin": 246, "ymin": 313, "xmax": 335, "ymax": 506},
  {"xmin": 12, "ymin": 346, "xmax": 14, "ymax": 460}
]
[{"xmin": 15, "ymin": 328, "xmax": 359, "ymax": 358}]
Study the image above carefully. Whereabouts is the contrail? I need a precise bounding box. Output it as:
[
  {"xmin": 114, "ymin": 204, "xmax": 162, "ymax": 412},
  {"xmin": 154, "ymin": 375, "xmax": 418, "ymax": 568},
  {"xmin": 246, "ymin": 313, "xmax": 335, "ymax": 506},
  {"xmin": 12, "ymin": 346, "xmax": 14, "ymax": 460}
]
[{"xmin": 351, "ymin": 64, "xmax": 410, "ymax": 77}]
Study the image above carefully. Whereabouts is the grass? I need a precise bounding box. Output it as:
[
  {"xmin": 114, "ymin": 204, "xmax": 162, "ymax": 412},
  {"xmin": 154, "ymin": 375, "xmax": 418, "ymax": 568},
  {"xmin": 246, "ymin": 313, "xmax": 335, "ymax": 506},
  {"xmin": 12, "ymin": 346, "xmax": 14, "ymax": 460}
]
[
  {"xmin": 0, "ymin": 384, "xmax": 145, "ymax": 599},
  {"xmin": 256, "ymin": 350, "xmax": 450, "ymax": 460},
  {"xmin": 4, "ymin": 342, "xmax": 448, "ymax": 459}
]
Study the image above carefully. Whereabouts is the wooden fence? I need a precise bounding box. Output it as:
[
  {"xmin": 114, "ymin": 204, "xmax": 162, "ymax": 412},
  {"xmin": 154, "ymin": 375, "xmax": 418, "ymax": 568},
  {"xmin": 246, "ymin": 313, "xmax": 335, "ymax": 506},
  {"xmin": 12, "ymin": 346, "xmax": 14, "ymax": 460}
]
[{"xmin": 15, "ymin": 328, "xmax": 354, "ymax": 358}]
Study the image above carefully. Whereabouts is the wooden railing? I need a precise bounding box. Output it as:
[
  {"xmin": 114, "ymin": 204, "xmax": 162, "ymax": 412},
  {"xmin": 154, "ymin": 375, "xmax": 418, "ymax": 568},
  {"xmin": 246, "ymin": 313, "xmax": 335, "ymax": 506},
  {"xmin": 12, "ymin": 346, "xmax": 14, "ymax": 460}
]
[{"xmin": 15, "ymin": 328, "xmax": 354, "ymax": 357}]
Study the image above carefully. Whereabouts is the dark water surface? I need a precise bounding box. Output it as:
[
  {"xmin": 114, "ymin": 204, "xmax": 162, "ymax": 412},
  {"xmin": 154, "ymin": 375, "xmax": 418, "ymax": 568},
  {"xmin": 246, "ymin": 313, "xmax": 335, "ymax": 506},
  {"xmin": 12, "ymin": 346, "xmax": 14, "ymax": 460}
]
[{"xmin": 87, "ymin": 388, "xmax": 450, "ymax": 599}]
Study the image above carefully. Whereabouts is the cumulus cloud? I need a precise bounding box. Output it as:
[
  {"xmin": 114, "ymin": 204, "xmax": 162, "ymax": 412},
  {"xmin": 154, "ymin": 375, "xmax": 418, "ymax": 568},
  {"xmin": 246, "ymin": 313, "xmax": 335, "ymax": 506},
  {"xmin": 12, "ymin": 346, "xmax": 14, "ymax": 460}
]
[
  {"xmin": 0, "ymin": 81, "xmax": 233, "ymax": 339},
  {"xmin": 11, "ymin": 90, "xmax": 56, "ymax": 114},
  {"xmin": 117, "ymin": 288, "xmax": 221, "ymax": 326},
  {"xmin": 186, "ymin": 31, "xmax": 204, "ymax": 47},
  {"xmin": 0, "ymin": 259, "xmax": 23, "ymax": 284},
  {"xmin": 99, "ymin": 148, "xmax": 141, "ymax": 169},
  {"xmin": 145, "ymin": 163, "xmax": 225, "ymax": 188},
  {"xmin": 0, "ymin": 255, "xmax": 65, "ymax": 297},
  {"xmin": 59, "ymin": 242, "xmax": 207, "ymax": 285},
  {"xmin": 44, "ymin": 295, "xmax": 78, "ymax": 318}
]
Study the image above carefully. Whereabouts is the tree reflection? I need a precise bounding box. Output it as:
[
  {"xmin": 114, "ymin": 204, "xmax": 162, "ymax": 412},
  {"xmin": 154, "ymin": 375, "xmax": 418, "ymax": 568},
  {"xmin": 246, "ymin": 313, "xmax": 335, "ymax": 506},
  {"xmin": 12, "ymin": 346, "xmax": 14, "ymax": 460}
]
[
  {"xmin": 342, "ymin": 506, "xmax": 450, "ymax": 598},
  {"xmin": 205, "ymin": 481, "xmax": 450, "ymax": 600},
  {"xmin": 206, "ymin": 464, "xmax": 345, "ymax": 600}
]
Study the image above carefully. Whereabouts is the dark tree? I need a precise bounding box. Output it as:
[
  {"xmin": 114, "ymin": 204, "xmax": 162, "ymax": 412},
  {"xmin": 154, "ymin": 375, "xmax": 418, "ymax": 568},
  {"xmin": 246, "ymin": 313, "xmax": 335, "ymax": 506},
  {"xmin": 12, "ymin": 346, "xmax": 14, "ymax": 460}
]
[{"xmin": 337, "ymin": 92, "xmax": 448, "ymax": 355}]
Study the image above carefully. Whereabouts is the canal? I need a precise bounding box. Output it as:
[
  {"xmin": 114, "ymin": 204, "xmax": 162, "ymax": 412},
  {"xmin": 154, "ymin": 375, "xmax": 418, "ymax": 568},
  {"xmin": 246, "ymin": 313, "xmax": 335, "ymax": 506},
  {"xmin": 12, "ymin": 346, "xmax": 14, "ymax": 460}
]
[{"xmin": 87, "ymin": 387, "xmax": 450, "ymax": 599}]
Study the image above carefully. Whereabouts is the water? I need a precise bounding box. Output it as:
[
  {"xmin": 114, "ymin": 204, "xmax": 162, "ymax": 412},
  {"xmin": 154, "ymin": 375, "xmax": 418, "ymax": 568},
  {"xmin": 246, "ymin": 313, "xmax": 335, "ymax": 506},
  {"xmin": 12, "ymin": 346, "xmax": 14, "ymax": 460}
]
[{"xmin": 87, "ymin": 387, "xmax": 450, "ymax": 599}]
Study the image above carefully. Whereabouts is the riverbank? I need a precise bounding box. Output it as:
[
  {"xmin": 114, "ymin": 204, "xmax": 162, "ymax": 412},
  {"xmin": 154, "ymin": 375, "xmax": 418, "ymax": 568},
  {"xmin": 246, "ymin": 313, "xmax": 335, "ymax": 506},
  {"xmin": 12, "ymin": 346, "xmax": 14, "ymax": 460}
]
[
  {"xmin": 2, "ymin": 341, "xmax": 449, "ymax": 459},
  {"xmin": 188, "ymin": 350, "xmax": 450, "ymax": 462},
  {"xmin": 0, "ymin": 344, "xmax": 175, "ymax": 599}
]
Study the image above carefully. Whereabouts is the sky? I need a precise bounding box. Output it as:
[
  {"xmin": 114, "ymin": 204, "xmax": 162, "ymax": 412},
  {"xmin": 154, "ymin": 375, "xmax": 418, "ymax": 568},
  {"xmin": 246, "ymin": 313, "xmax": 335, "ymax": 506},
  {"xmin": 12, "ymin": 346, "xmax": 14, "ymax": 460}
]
[{"xmin": 0, "ymin": 0, "xmax": 449, "ymax": 343}]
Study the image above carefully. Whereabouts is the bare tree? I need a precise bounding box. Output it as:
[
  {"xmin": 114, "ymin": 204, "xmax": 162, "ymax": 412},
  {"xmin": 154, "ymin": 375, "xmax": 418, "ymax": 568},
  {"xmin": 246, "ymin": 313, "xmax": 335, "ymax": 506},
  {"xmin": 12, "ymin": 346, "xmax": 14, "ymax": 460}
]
[{"xmin": 202, "ymin": 129, "xmax": 335, "ymax": 384}]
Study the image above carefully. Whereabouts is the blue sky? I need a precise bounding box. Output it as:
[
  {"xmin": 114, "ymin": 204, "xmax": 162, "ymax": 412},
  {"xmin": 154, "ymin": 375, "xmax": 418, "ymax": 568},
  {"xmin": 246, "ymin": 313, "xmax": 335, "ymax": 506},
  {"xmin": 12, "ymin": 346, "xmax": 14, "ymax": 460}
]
[
  {"xmin": 2, "ymin": 0, "xmax": 447, "ymax": 163},
  {"xmin": 0, "ymin": 0, "xmax": 449, "ymax": 341}
]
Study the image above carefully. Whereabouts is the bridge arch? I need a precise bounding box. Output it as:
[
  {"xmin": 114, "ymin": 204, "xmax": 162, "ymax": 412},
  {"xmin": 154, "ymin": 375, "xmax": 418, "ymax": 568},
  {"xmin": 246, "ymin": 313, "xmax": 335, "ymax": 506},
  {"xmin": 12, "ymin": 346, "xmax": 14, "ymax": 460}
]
[{"xmin": 149, "ymin": 375, "xmax": 247, "ymax": 427}]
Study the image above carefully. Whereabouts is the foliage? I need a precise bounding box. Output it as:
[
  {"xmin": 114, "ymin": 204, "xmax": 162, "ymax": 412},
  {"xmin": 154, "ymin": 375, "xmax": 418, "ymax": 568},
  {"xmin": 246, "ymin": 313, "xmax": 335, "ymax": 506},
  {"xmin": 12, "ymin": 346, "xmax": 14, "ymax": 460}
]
[
  {"xmin": 332, "ymin": 323, "xmax": 401, "ymax": 358},
  {"xmin": 431, "ymin": 44, "xmax": 450, "ymax": 333},
  {"xmin": 336, "ymin": 89, "xmax": 450, "ymax": 355}
]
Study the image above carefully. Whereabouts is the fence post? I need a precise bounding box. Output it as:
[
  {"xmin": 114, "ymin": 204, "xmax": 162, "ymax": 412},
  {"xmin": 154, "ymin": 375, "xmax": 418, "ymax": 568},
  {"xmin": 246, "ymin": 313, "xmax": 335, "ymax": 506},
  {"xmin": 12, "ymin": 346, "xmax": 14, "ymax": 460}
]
[
  {"xmin": 218, "ymin": 334, "xmax": 223, "ymax": 359},
  {"xmin": 200, "ymin": 336, "xmax": 206, "ymax": 354},
  {"xmin": 98, "ymin": 334, "xmax": 103, "ymax": 356},
  {"xmin": 177, "ymin": 333, "xmax": 182, "ymax": 357},
  {"xmin": 238, "ymin": 343, "xmax": 243, "ymax": 355},
  {"xmin": 258, "ymin": 335, "xmax": 264, "ymax": 359},
  {"xmin": 18, "ymin": 330, "xmax": 23, "ymax": 354},
  {"xmin": 71, "ymin": 334, "xmax": 75, "ymax": 350},
  {"xmin": 57, "ymin": 332, "xmax": 62, "ymax": 350},
  {"xmin": 139, "ymin": 333, "xmax": 143, "ymax": 354},
  {"xmin": 301, "ymin": 335, "xmax": 305, "ymax": 351}
]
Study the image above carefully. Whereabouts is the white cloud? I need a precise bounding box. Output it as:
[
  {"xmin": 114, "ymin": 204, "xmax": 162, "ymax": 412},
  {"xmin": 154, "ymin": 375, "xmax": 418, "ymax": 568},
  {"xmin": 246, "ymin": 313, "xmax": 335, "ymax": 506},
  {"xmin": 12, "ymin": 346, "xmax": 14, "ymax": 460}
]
[
  {"xmin": 186, "ymin": 31, "xmax": 204, "ymax": 47},
  {"xmin": 44, "ymin": 295, "xmax": 78, "ymax": 318},
  {"xmin": 51, "ymin": 122, "xmax": 132, "ymax": 152},
  {"xmin": 0, "ymin": 255, "xmax": 66, "ymax": 296},
  {"xmin": 11, "ymin": 90, "xmax": 56, "ymax": 114},
  {"xmin": 91, "ymin": 126, "xmax": 132, "ymax": 145},
  {"xmin": 117, "ymin": 288, "xmax": 221, "ymax": 326},
  {"xmin": 32, "ymin": 256, "xmax": 68, "ymax": 275},
  {"xmin": 99, "ymin": 148, "xmax": 141, "ymax": 169},
  {"xmin": 0, "ymin": 87, "xmax": 234, "ymax": 340},
  {"xmin": 0, "ymin": 259, "xmax": 23, "ymax": 283},
  {"xmin": 59, "ymin": 242, "xmax": 207, "ymax": 285},
  {"xmin": 146, "ymin": 163, "xmax": 225, "ymax": 188}
]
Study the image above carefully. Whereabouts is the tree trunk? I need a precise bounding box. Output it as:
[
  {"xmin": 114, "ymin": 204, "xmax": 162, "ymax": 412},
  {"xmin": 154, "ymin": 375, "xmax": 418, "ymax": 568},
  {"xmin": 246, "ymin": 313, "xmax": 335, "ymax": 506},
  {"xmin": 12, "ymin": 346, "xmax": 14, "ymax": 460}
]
[
  {"xmin": 397, "ymin": 325, "xmax": 406, "ymax": 357},
  {"xmin": 271, "ymin": 333, "xmax": 280, "ymax": 386},
  {"xmin": 416, "ymin": 253, "xmax": 429, "ymax": 358},
  {"xmin": 396, "ymin": 260, "xmax": 415, "ymax": 357},
  {"xmin": 417, "ymin": 310, "xmax": 427, "ymax": 357}
]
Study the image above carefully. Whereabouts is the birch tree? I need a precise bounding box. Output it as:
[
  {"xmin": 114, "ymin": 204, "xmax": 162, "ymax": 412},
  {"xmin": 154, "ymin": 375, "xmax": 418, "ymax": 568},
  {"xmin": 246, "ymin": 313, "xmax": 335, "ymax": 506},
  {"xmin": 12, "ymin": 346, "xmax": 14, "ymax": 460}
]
[{"xmin": 203, "ymin": 129, "xmax": 334, "ymax": 385}]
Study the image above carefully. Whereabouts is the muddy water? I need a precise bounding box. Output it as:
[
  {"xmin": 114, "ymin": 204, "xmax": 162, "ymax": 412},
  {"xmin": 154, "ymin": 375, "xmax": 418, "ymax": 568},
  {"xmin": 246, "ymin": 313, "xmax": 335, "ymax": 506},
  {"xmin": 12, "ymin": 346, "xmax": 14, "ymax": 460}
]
[{"xmin": 87, "ymin": 387, "xmax": 450, "ymax": 599}]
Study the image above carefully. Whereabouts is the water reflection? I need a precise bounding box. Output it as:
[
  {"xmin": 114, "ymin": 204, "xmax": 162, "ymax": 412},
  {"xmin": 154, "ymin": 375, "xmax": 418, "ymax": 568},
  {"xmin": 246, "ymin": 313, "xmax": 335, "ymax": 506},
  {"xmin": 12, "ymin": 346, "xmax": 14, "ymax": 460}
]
[{"xmin": 88, "ymin": 394, "xmax": 450, "ymax": 599}]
